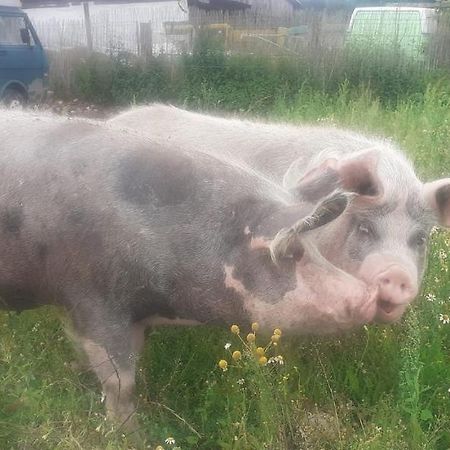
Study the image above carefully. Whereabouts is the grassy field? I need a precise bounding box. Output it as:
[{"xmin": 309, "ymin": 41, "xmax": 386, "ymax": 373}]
[{"xmin": 0, "ymin": 86, "xmax": 449, "ymax": 450}]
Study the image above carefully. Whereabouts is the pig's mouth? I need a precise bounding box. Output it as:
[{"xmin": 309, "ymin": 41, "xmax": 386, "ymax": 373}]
[
  {"xmin": 375, "ymin": 297, "xmax": 408, "ymax": 323},
  {"xmin": 379, "ymin": 299, "xmax": 397, "ymax": 314}
]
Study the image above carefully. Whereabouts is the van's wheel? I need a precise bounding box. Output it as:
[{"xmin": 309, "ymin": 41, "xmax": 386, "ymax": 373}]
[{"xmin": 2, "ymin": 88, "xmax": 27, "ymax": 109}]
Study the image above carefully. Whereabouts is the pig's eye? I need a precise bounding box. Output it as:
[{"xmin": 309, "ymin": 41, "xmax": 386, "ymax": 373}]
[{"xmin": 356, "ymin": 221, "xmax": 375, "ymax": 239}]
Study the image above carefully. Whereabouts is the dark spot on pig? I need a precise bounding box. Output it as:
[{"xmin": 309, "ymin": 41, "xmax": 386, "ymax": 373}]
[
  {"xmin": 36, "ymin": 243, "xmax": 49, "ymax": 261},
  {"xmin": 232, "ymin": 248, "xmax": 297, "ymax": 304},
  {"xmin": 436, "ymin": 184, "xmax": 450, "ymax": 215},
  {"xmin": 2, "ymin": 207, "xmax": 24, "ymax": 234},
  {"xmin": 118, "ymin": 151, "xmax": 197, "ymax": 206},
  {"xmin": 221, "ymin": 197, "xmax": 278, "ymax": 248}
]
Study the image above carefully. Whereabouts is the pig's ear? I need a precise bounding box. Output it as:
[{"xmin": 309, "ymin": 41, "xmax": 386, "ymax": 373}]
[
  {"xmin": 270, "ymin": 190, "xmax": 354, "ymax": 264},
  {"xmin": 424, "ymin": 178, "xmax": 450, "ymax": 227},
  {"xmin": 285, "ymin": 151, "xmax": 381, "ymax": 202}
]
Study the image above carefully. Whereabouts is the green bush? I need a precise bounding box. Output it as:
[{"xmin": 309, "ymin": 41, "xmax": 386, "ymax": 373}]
[{"xmin": 65, "ymin": 37, "xmax": 445, "ymax": 110}]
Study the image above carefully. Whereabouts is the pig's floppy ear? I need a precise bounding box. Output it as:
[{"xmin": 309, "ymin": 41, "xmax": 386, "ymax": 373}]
[
  {"xmin": 270, "ymin": 190, "xmax": 355, "ymax": 264},
  {"xmin": 424, "ymin": 178, "xmax": 450, "ymax": 227},
  {"xmin": 284, "ymin": 150, "xmax": 381, "ymax": 203}
]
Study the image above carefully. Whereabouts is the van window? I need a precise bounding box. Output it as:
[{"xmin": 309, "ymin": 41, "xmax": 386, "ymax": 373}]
[
  {"xmin": 0, "ymin": 16, "xmax": 34, "ymax": 46},
  {"xmin": 351, "ymin": 10, "xmax": 422, "ymax": 37}
]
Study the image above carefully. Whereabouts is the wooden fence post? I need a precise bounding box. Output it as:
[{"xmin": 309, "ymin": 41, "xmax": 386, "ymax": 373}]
[
  {"xmin": 139, "ymin": 22, "xmax": 153, "ymax": 60},
  {"xmin": 83, "ymin": 2, "xmax": 93, "ymax": 52}
]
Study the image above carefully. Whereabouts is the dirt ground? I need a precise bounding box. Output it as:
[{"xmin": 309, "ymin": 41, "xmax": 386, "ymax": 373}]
[{"xmin": 31, "ymin": 93, "xmax": 122, "ymax": 120}]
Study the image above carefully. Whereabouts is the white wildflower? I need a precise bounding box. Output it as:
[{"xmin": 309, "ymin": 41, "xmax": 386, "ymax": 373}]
[
  {"xmin": 267, "ymin": 355, "xmax": 284, "ymax": 365},
  {"xmin": 165, "ymin": 437, "xmax": 176, "ymax": 445},
  {"xmin": 224, "ymin": 343, "xmax": 231, "ymax": 350},
  {"xmin": 439, "ymin": 314, "xmax": 450, "ymax": 324},
  {"xmin": 426, "ymin": 293, "xmax": 436, "ymax": 302}
]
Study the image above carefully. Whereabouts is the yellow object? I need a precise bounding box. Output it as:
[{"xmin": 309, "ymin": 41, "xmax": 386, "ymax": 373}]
[
  {"xmin": 232, "ymin": 350, "xmax": 242, "ymax": 361},
  {"xmin": 218, "ymin": 359, "xmax": 228, "ymax": 370}
]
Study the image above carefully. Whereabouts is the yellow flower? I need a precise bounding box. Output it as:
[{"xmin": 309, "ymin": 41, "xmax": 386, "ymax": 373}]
[
  {"xmin": 246, "ymin": 333, "xmax": 256, "ymax": 343},
  {"xmin": 258, "ymin": 356, "xmax": 268, "ymax": 366},
  {"xmin": 155, "ymin": 447, "xmax": 165, "ymax": 450},
  {"xmin": 271, "ymin": 334, "xmax": 281, "ymax": 343},
  {"xmin": 251, "ymin": 322, "xmax": 259, "ymax": 332},
  {"xmin": 231, "ymin": 324, "xmax": 240, "ymax": 335},
  {"xmin": 274, "ymin": 328, "xmax": 282, "ymax": 336},
  {"xmin": 256, "ymin": 347, "xmax": 265, "ymax": 356},
  {"xmin": 232, "ymin": 350, "xmax": 242, "ymax": 361},
  {"xmin": 218, "ymin": 359, "xmax": 228, "ymax": 371}
]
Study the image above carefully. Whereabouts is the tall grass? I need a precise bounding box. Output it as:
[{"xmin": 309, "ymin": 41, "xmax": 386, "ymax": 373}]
[{"xmin": 50, "ymin": 33, "xmax": 434, "ymax": 111}]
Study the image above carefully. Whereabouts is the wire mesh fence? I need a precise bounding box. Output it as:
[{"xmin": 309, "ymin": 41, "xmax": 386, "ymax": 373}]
[{"xmin": 24, "ymin": 2, "xmax": 450, "ymax": 99}]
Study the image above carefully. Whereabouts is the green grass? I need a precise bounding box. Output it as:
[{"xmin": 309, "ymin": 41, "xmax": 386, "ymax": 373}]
[{"xmin": 1, "ymin": 85, "xmax": 450, "ymax": 449}]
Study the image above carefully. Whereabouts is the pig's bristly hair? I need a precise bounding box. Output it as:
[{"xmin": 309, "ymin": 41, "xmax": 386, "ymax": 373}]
[{"xmin": 270, "ymin": 190, "xmax": 356, "ymax": 266}]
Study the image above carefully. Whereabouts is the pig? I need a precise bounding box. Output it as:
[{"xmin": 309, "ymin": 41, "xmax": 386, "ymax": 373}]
[
  {"xmin": 107, "ymin": 104, "xmax": 450, "ymax": 321},
  {"xmin": 0, "ymin": 110, "xmax": 448, "ymax": 430}
]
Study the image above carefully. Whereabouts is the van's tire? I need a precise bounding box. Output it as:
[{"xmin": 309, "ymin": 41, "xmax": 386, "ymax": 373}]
[{"xmin": 2, "ymin": 88, "xmax": 27, "ymax": 109}]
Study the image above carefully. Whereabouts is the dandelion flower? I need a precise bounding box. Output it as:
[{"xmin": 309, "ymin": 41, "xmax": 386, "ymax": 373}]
[
  {"xmin": 155, "ymin": 447, "xmax": 165, "ymax": 450},
  {"xmin": 218, "ymin": 359, "xmax": 228, "ymax": 371},
  {"xmin": 247, "ymin": 333, "xmax": 256, "ymax": 343},
  {"xmin": 273, "ymin": 328, "xmax": 282, "ymax": 336},
  {"xmin": 232, "ymin": 350, "xmax": 242, "ymax": 361},
  {"xmin": 271, "ymin": 334, "xmax": 281, "ymax": 343},
  {"xmin": 256, "ymin": 347, "xmax": 265, "ymax": 356},
  {"xmin": 251, "ymin": 322, "xmax": 259, "ymax": 332},
  {"xmin": 439, "ymin": 313, "xmax": 450, "ymax": 324},
  {"xmin": 224, "ymin": 343, "xmax": 231, "ymax": 350},
  {"xmin": 231, "ymin": 324, "xmax": 240, "ymax": 335},
  {"xmin": 165, "ymin": 437, "xmax": 176, "ymax": 445},
  {"xmin": 259, "ymin": 356, "xmax": 268, "ymax": 366}
]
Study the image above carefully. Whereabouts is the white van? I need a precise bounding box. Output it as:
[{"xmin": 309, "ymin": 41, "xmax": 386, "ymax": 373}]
[{"xmin": 347, "ymin": 6, "xmax": 438, "ymax": 58}]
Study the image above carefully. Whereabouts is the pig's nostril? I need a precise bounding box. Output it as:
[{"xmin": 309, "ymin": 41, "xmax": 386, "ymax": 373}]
[
  {"xmin": 400, "ymin": 283, "xmax": 406, "ymax": 291},
  {"xmin": 382, "ymin": 278, "xmax": 390, "ymax": 285}
]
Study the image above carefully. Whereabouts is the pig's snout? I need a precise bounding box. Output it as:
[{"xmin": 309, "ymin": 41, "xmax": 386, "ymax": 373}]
[
  {"xmin": 374, "ymin": 266, "xmax": 418, "ymax": 322},
  {"xmin": 359, "ymin": 257, "xmax": 418, "ymax": 323}
]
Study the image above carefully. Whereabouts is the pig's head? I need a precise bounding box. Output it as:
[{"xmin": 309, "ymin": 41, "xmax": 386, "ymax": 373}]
[
  {"xmin": 282, "ymin": 146, "xmax": 450, "ymax": 323},
  {"xmin": 229, "ymin": 191, "xmax": 379, "ymax": 334}
]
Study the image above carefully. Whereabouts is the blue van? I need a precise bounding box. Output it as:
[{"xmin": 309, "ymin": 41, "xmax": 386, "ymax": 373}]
[{"xmin": 0, "ymin": 5, "xmax": 48, "ymax": 107}]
